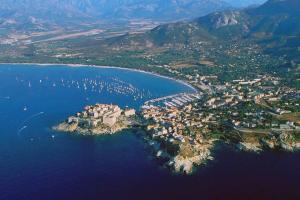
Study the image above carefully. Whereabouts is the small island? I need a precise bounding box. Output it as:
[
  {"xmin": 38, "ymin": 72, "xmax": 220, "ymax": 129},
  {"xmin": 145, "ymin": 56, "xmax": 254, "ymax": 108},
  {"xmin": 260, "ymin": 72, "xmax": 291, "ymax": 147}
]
[{"xmin": 53, "ymin": 104, "xmax": 136, "ymax": 135}]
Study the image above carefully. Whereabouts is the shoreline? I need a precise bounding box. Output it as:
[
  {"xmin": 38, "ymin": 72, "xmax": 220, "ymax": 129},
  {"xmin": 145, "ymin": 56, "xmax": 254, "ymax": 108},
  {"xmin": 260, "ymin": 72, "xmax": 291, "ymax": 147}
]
[{"xmin": 0, "ymin": 62, "xmax": 198, "ymax": 93}]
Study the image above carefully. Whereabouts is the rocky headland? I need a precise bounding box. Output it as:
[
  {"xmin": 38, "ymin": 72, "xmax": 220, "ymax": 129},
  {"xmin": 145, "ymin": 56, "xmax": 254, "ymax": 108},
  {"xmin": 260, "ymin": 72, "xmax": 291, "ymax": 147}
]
[
  {"xmin": 54, "ymin": 100, "xmax": 300, "ymax": 175},
  {"xmin": 53, "ymin": 104, "xmax": 136, "ymax": 135}
]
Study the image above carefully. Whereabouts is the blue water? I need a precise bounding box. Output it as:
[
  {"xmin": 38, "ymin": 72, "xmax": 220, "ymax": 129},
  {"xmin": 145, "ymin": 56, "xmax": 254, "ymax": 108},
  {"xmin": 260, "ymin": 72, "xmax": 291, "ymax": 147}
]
[{"xmin": 1, "ymin": 64, "xmax": 300, "ymax": 200}]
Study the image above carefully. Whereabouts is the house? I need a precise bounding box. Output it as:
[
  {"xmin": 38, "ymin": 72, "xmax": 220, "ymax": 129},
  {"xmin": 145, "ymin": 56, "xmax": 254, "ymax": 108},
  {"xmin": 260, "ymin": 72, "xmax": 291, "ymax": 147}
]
[
  {"xmin": 124, "ymin": 109, "xmax": 136, "ymax": 117},
  {"xmin": 91, "ymin": 119, "xmax": 101, "ymax": 128},
  {"xmin": 82, "ymin": 111, "xmax": 88, "ymax": 117},
  {"xmin": 92, "ymin": 112, "xmax": 99, "ymax": 118},
  {"xmin": 103, "ymin": 116, "xmax": 117, "ymax": 127},
  {"xmin": 68, "ymin": 116, "xmax": 78, "ymax": 124}
]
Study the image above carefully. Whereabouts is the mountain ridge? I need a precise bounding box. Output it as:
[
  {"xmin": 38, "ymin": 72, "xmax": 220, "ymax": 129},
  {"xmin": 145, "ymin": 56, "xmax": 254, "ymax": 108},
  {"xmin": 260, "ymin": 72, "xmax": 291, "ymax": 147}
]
[
  {"xmin": 115, "ymin": 0, "xmax": 300, "ymax": 42},
  {"xmin": 0, "ymin": 0, "xmax": 232, "ymax": 22},
  {"xmin": 101, "ymin": 0, "xmax": 300, "ymax": 63}
]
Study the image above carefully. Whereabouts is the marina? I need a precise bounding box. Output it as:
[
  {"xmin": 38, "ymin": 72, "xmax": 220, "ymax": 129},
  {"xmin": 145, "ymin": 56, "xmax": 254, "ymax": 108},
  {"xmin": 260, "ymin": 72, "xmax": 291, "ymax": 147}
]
[{"xmin": 144, "ymin": 92, "xmax": 203, "ymax": 108}]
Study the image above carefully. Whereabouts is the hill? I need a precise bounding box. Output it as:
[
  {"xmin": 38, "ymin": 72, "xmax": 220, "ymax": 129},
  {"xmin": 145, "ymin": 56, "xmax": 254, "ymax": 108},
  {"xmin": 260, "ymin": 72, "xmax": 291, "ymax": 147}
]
[
  {"xmin": 0, "ymin": 0, "xmax": 299, "ymax": 89},
  {"xmin": 105, "ymin": 0, "xmax": 300, "ymax": 62}
]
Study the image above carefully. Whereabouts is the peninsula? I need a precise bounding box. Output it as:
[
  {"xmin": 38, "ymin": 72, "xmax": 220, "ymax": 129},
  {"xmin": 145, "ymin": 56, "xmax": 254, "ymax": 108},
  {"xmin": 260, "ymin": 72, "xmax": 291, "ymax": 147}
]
[
  {"xmin": 54, "ymin": 104, "xmax": 136, "ymax": 135},
  {"xmin": 53, "ymin": 72, "xmax": 300, "ymax": 175}
]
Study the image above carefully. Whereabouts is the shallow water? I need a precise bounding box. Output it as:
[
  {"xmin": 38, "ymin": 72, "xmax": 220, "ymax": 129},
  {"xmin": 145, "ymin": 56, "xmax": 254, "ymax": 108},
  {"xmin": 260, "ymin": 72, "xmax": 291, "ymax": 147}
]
[{"xmin": 0, "ymin": 64, "xmax": 300, "ymax": 200}]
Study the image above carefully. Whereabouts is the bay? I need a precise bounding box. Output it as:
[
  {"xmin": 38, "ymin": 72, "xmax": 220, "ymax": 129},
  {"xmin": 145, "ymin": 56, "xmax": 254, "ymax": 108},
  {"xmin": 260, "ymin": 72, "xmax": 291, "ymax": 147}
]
[{"xmin": 0, "ymin": 64, "xmax": 299, "ymax": 200}]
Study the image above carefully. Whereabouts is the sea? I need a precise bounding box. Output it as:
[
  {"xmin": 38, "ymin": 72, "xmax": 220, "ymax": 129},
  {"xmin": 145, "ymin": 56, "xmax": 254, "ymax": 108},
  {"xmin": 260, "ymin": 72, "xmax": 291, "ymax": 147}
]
[{"xmin": 0, "ymin": 64, "xmax": 300, "ymax": 200}]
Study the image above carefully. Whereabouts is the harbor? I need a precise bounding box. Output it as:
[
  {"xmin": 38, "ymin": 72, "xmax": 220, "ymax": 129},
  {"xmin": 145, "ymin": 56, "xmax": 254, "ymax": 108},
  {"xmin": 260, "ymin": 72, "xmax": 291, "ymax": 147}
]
[{"xmin": 144, "ymin": 92, "xmax": 202, "ymax": 108}]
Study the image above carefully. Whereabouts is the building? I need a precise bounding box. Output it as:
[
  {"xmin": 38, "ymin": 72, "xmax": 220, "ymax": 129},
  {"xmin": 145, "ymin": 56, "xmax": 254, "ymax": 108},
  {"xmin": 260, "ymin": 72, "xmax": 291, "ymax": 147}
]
[
  {"xmin": 68, "ymin": 116, "xmax": 78, "ymax": 124},
  {"xmin": 124, "ymin": 109, "xmax": 136, "ymax": 117},
  {"xmin": 103, "ymin": 116, "xmax": 117, "ymax": 127}
]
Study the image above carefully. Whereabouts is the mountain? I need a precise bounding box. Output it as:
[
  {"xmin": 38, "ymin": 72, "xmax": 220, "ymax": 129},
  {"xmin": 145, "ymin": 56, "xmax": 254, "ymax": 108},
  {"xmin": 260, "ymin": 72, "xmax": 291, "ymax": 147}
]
[
  {"xmin": 0, "ymin": 0, "xmax": 231, "ymax": 23},
  {"xmin": 223, "ymin": 0, "xmax": 267, "ymax": 8},
  {"xmin": 200, "ymin": 0, "xmax": 300, "ymax": 38},
  {"xmin": 107, "ymin": 0, "xmax": 300, "ymax": 62},
  {"xmin": 0, "ymin": 0, "xmax": 237, "ymax": 39},
  {"xmin": 0, "ymin": 0, "xmax": 299, "ymax": 87},
  {"xmin": 98, "ymin": 0, "xmax": 231, "ymax": 20}
]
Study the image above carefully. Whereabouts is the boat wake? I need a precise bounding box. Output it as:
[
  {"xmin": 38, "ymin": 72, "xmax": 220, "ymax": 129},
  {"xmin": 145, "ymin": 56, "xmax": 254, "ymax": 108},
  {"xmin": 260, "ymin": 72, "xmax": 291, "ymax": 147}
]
[
  {"xmin": 0, "ymin": 96, "xmax": 10, "ymax": 100},
  {"xmin": 17, "ymin": 126, "xmax": 28, "ymax": 135},
  {"xmin": 17, "ymin": 112, "xmax": 45, "ymax": 135}
]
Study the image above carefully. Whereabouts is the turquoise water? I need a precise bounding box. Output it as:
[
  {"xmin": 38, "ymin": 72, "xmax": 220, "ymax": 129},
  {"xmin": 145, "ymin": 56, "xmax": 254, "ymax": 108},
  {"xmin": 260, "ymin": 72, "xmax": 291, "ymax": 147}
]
[{"xmin": 1, "ymin": 64, "xmax": 300, "ymax": 200}]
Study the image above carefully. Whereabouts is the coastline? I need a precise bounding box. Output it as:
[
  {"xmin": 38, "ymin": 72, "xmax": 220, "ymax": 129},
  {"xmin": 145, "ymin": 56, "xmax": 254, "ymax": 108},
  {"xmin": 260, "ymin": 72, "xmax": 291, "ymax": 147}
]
[
  {"xmin": 3, "ymin": 62, "xmax": 300, "ymax": 175},
  {"xmin": 0, "ymin": 62, "xmax": 198, "ymax": 93}
]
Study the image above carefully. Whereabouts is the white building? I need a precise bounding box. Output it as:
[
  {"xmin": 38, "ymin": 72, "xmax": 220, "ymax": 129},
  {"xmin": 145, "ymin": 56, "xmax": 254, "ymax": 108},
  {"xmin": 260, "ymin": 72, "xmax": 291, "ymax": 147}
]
[{"xmin": 124, "ymin": 109, "xmax": 136, "ymax": 117}]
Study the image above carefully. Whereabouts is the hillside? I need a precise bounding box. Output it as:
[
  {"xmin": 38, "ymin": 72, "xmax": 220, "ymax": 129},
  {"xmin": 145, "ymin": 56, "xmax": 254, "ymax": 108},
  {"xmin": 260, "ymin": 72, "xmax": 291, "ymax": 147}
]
[
  {"xmin": 0, "ymin": 0, "xmax": 269, "ymax": 30},
  {"xmin": 0, "ymin": 0, "xmax": 299, "ymax": 89},
  {"xmin": 0, "ymin": 0, "xmax": 236, "ymax": 44},
  {"xmin": 104, "ymin": 0, "xmax": 300, "ymax": 63}
]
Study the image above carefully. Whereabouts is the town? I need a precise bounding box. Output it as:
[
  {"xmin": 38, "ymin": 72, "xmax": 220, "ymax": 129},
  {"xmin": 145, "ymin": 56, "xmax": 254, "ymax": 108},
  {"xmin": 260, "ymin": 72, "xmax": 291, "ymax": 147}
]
[
  {"xmin": 53, "ymin": 65, "xmax": 300, "ymax": 175},
  {"xmin": 140, "ymin": 70, "xmax": 300, "ymax": 174}
]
